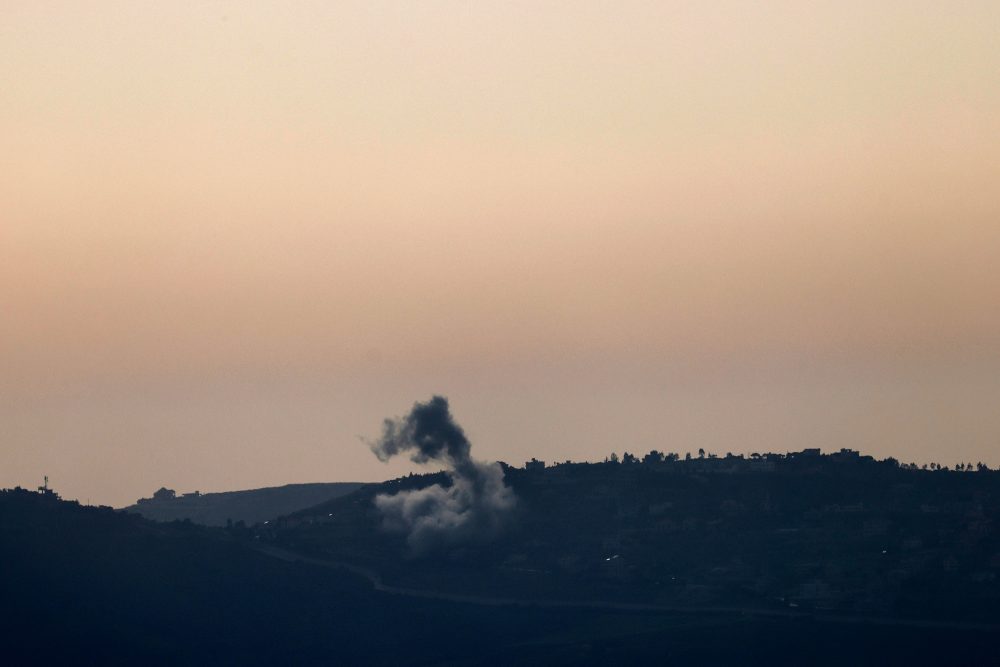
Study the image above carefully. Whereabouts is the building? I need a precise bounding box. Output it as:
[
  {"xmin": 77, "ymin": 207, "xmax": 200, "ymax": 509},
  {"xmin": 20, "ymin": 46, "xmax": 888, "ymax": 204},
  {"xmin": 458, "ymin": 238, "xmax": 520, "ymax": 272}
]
[{"xmin": 525, "ymin": 458, "xmax": 545, "ymax": 472}]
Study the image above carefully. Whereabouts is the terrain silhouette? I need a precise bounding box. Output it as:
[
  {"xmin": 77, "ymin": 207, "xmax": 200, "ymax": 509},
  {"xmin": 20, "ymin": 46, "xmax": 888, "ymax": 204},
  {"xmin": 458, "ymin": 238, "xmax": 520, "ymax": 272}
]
[
  {"xmin": 3, "ymin": 449, "xmax": 999, "ymax": 665},
  {"xmin": 122, "ymin": 482, "xmax": 363, "ymax": 526},
  {"xmin": 273, "ymin": 450, "xmax": 1000, "ymax": 623}
]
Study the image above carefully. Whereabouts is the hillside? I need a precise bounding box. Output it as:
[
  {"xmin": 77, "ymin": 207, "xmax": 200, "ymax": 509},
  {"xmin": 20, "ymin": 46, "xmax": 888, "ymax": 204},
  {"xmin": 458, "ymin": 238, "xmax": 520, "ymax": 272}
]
[
  {"xmin": 3, "ymin": 476, "xmax": 999, "ymax": 665},
  {"xmin": 1, "ymin": 486, "xmax": 679, "ymax": 664},
  {"xmin": 121, "ymin": 482, "xmax": 364, "ymax": 526},
  {"xmin": 270, "ymin": 450, "xmax": 1000, "ymax": 624}
]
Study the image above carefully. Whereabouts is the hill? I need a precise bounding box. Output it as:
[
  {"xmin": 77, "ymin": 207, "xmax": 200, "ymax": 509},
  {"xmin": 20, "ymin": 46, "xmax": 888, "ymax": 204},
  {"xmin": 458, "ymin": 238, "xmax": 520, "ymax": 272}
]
[
  {"xmin": 270, "ymin": 450, "xmax": 1000, "ymax": 624},
  {"xmin": 3, "ymin": 473, "xmax": 999, "ymax": 665},
  {"xmin": 1, "ymin": 486, "xmax": 667, "ymax": 664},
  {"xmin": 121, "ymin": 482, "xmax": 364, "ymax": 526}
]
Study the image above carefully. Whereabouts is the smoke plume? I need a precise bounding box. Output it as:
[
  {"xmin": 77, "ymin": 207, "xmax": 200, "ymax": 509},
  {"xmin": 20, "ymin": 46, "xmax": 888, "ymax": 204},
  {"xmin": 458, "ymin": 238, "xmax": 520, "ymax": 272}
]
[{"xmin": 367, "ymin": 396, "xmax": 516, "ymax": 553}]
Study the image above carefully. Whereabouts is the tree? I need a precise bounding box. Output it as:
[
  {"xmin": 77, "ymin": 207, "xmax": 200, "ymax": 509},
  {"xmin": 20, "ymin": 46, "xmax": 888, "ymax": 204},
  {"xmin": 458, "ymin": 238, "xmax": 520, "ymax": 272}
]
[
  {"xmin": 643, "ymin": 450, "xmax": 664, "ymax": 465},
  {"xmin": 153, "ymin": 487, "xmax": 176, "ymax": 501},
  {"xmin": 698, "ymin": 448, "xmax": 705, "ymax": 459}
]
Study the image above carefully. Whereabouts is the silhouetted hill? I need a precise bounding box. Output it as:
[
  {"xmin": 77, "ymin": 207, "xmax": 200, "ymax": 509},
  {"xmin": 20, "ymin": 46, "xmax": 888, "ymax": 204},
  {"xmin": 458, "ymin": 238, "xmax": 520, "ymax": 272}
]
[
  {"xmin": 272, "ymin": 450, "xmax": 1000, "ymax": 625},
  {"xmin": 121, "ymin": 482, "xmax": 364, "ymax": 526},
  {"xmin": 4, "ymin": 487, "xmax": 687, "ymax": 665},
  {"xmin": 4, "ymin": 452, "xmax": 1000, "ymax": 665}
]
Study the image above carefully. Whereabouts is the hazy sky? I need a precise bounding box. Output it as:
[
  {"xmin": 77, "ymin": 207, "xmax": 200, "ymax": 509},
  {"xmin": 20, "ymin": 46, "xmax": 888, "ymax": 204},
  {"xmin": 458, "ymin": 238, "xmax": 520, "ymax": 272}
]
[{"xmin": 3, "ymin": 1, "xmax": 999, "ymax": 506}]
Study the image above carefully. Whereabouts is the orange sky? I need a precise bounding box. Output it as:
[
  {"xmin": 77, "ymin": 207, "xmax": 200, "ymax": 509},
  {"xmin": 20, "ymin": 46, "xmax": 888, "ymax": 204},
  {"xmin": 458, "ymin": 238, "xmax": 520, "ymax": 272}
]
[{"xmin": 2, "ymin": 1, "xmax": 999, "ymax": 506}]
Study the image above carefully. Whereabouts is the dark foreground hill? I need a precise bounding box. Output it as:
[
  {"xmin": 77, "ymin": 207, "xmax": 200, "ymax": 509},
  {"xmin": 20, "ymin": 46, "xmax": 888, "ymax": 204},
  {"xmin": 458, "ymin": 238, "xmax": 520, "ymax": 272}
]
[
  {"xmin": 3, "ymin": 464, "xmax": 999, "ymax": 665},
  {"xmin": 122, "ymin": 482, "xmax": 364, "ymax": 526},
  {"xmin": 2, "ymin": 487, "xmax": 593, "ymax": 665}
]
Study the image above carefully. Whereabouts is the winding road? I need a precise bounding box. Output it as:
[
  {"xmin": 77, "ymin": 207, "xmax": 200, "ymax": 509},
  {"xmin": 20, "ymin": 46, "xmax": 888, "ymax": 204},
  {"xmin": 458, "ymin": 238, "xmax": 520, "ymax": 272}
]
[{"xmin": 251, "ymin": 542, "xmax": 1000, "ymax": 632}]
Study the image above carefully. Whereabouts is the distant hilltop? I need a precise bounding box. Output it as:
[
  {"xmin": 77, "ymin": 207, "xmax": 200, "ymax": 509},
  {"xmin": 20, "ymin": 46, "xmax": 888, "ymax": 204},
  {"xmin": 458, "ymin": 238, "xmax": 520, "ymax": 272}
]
[
  {"xmin": 505, "ymin": 447, "xmax": 994, "ymax": 474},
  {"xmin": 122, "ymin": 482, "xmax": 364, "ymax": 527}
]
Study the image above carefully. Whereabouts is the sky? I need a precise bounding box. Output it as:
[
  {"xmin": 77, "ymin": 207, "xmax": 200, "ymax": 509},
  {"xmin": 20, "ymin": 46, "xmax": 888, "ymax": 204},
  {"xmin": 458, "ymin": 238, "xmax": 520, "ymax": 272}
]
[{"xmin": 2, "ymin": 1, "xmax": 999, "ymax": 507}]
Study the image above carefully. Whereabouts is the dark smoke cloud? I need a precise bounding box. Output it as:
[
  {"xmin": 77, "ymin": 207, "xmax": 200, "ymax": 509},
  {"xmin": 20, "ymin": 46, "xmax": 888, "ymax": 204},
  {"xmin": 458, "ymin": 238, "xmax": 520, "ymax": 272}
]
[{"xmin": 367, "ymin": 396, "xmax": 516, "ymax": 553}]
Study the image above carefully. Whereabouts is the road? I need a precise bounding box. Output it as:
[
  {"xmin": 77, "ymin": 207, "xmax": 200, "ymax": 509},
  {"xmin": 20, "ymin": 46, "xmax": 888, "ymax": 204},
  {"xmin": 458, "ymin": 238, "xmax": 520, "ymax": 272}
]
[{"xmin": 251, "ymin": 541, "xmax": 1000, "ymax": 632}]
